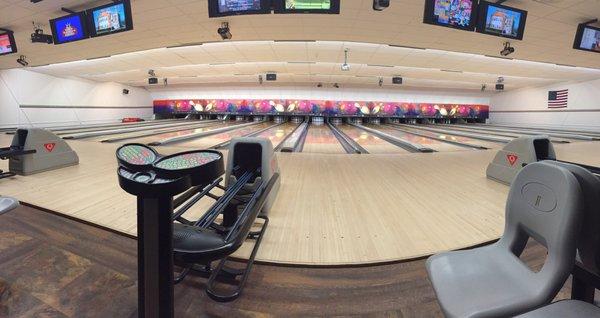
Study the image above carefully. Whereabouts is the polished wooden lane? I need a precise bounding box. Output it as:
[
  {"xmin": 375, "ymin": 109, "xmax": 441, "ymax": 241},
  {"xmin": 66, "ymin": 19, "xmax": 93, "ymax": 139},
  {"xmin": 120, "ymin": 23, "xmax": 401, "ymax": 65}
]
[
  {"xmin": 1, "ymin": 133, "xmax": 599, "ymax": 265},
  {"xmin": 394, "ymin": 125, "xmax": 505, "ymax": 149},
  {"xmin": 302, "ymin": 124, "xmax": 346, "ymax": 154},
  {"xmin": 0, "ymin": 205, "xmax": 573, "ymax": 317},
  {"xmin": 251, "ymin": 122, "xmax": 299, "ymax": 149},
  {"xmin": 370, "ymin": 125, "xmax": 471, "ymax": 152},
  {"xmin": 338, "ymin": 124, "xmax": 410, "ymax": 154},
  {"xmin": 166, "ymin": 122, "xmax": 275, "ymax": 149}
]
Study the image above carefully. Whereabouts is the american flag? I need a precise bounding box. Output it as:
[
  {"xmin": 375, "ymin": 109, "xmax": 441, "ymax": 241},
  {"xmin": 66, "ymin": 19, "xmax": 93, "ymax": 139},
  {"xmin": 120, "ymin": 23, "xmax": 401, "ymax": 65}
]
[{"xmin": 548, "ymin": 89, "xmax": 568, "ymax": 108}]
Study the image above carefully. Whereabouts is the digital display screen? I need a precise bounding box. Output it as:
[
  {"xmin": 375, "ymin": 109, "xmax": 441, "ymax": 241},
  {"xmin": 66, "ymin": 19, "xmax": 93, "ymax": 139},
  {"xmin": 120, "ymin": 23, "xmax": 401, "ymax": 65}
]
[
  {"xmin": 286, "ymin": 0, "xmax": 331, "ymax": 10},
  {"xmin": 89, "ymin": 1, "xmax": 132, "ymax": 37},
  {"xmin": 476, "ymin": 1, "xmax": 527, "ymax": 40},
  {"xmin": 483, "ymin": 6, "xmax": 523, "ymax": 38},
  {"xmin": 51, "ymin": 14, "xmax": 87, "ymax": 44},
  {"xmin": 579, "ymin": 27, "xmax": 600, "ymax": 52},
  {"xmin": 0, "ymin": 33, "xmax": 16, "ymax": 55},
  {"xmin": 431, "ymin": 0, "xmax": 475, "ymax": 28},
  {"xmin": 218, "ymin": 0, "xmax": 262, "ymax": 13}
]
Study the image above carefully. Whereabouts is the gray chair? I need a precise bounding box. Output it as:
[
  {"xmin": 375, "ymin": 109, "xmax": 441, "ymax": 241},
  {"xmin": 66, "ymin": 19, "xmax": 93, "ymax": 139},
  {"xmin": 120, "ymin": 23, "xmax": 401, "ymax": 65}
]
[
  {"xmin": 0, "ymin": 196, "xmax": 18, "ymax": 215},
  {"xmin": 427, "ymin": 161, "xmax": 588, "ymax": 318},
  {"xmin": 516, "ymin": 300, "xmax": 600, "ymax": 317}
]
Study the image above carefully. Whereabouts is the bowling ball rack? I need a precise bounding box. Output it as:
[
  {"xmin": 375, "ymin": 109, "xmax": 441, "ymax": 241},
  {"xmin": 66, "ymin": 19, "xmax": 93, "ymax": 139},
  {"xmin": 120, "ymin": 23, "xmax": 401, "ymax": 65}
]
[{"xmin": 116, "ymin": 143, "xmax": 279, "ymax": 317}]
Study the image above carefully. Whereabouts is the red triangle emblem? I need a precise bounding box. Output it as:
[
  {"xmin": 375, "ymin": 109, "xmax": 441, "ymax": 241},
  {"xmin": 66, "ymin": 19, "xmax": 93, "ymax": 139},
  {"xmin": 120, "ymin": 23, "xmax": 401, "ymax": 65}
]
[
  {"xmin": 506, "ymin": 154, "xmax": 518, "ymax": 166},
  {"xmin": 44, "ymin": 143, "xmax": 56, "ymax": 152}
]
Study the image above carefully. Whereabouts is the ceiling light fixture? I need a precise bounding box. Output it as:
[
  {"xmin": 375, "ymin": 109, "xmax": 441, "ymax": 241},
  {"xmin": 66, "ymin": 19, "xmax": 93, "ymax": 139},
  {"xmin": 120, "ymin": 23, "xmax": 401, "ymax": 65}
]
[{"xmin": 218, "ymin": 22, "xmax": 232, "ymax": 40}]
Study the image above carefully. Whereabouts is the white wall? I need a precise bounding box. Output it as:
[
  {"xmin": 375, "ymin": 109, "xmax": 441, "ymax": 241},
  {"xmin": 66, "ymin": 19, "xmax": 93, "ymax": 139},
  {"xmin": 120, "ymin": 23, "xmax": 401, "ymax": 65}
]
[
  {"xmin": 0, "ymin": 69, "xmax": 153, "ymax": 128},
  {"xmin": 489, "ymin": 78, "xmax": 600, "ymax": 130},
  {"xmin": 149, "ymin": 85, "xmax": 491, "ymax": 105}
]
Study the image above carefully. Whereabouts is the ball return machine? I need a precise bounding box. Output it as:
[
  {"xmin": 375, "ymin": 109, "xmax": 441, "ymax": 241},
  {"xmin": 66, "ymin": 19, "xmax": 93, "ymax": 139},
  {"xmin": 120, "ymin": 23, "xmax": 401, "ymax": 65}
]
[{"xmin": 116, "ymin": 137, "xmax": 280, "ymax": 317}]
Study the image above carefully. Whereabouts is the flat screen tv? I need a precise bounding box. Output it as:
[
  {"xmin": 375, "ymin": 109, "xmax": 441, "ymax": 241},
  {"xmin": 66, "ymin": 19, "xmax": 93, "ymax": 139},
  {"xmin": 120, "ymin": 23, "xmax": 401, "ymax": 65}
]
[
  {"xmin": 87, "ymin": 0, "xmax": 133, "ymax": 38},
  {"xmin": 208, "ymin": 0, "xmax": 271, "ymax": 17},
  {"xmin": 0, "ymin": 32, "xmax": 17, "ymax": 56},
  {"xmin": 274, "ymin": 0, "xmax": 340, "ymax": 14},
  {"xmin": 423, "ymin": 0, "xmax": 478, "ymax": 31},
  {"xmin": 476, "ymin": 1, "xmax": 527, "ymax": 40},
  {"xmin": 573, "ymin": 24, "xmax": 600, "ymax": 54},
  {"xmin": 50, "ymin": 12, "xmax": 88, "ymax": 45}
]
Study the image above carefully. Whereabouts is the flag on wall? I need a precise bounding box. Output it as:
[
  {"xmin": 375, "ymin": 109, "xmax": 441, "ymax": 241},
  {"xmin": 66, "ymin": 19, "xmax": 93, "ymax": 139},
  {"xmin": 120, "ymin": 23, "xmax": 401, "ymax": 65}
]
[{"xmin": 548, "ymin": 89, "xmax": 568, "ymax": 108}]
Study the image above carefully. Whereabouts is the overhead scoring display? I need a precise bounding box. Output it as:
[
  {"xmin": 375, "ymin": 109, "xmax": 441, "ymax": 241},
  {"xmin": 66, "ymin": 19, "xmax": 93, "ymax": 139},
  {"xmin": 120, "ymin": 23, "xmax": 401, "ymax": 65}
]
[
  {"xmin": 208, "ymin": 0, "xmax": 271, "ymax": 18},
  {"xmin": 50, "ymin": 13, "xmax": 88, "ymax": 44},
  {"xmin": 0, "ymin": 32, "xmax": 17, "ymax": 56},
  {"xmin": 47, "ymin": 0, "xmax": 133, "ymax": 45},
  {"xmin": 275, "ymin": 0, "xmax": 339, "ymax": 14},
  {"xmin": 423, "ymin": 0, "xmax": 477, "ymax": 31},
  {"xmin": 87, "ymin": 0, "xmax": 133, "ymax": 37},
  {"xmin": 476, "ymin": 1, "xmax": 527, "ymax": 40},
  {"xmin": 574, "ymin": 24, "xmax": 600, "ymax": 54}
]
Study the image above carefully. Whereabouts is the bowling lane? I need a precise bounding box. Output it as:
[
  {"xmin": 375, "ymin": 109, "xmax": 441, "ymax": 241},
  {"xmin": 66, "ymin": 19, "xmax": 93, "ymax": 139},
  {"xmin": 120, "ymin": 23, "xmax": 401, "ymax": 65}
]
[
  {"xmin": 368, "ymin": 125, "xmax": 469, "ymax": 152},
  {"xmin": 54, "ymin": 119, "xmax": 190, "ymax": 135},
  {"xmin": 302, "ymin": 124, "xmax": 346, "ymax": 154},
  {"xmin": 252, "ymin": 123, "xmax": 300, "ymax": 149},
  {"xmin": 338, "ymin": 125, "xmax": 409, "ymax": 154},
  {"xmin": 394, "ymin": 125, "xmax": 504, "ymax": 149},
  {"xmin": 83, "ymin": 121, "xmax": 219, "ymax": 142},
  {"xmin": 125, "ymin": 121, "xmax": 240, "ymax": 145},
  {"xmin": 169, "ymin": 122, "xmax": 276, "ymax": 149}
]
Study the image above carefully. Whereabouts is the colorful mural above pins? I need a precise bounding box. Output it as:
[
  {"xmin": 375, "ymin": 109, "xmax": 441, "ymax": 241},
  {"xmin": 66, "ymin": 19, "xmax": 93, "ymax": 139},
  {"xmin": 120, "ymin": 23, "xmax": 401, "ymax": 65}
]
[{"xmin": 153, "ymin": 99, "xmax": 489, "ymax": 119}]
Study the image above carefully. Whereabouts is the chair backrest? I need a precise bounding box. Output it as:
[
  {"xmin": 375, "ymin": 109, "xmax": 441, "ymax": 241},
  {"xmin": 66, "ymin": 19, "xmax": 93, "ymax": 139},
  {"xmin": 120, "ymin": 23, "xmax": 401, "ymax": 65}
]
[
  {"xmin": 550, "ymin": 161, "xmax": 600, "ymax": 274},
  {"xmin": 500, "ymin": 161, "xmax": 585, "ymax": 287}
]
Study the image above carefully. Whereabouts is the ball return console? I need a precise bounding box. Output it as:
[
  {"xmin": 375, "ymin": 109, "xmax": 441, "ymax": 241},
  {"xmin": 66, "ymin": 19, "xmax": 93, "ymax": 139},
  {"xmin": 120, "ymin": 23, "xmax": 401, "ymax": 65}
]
[{"xmin": 116, "ymin": 137, "xmax": 280, "ymax": 317}]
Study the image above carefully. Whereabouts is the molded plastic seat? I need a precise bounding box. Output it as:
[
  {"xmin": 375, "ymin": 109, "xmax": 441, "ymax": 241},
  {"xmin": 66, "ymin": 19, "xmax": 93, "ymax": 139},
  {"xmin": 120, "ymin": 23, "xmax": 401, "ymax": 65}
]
[
  {"xmin": 427, "ymin": 161, "xmax": 589, "ymax": 318},
  {"xmin": 0, "ymin": 196, "xmax": 18, "ymax": 215},
  {"xmin": 516, "ymin": 300, "xmax": 600, "ymax": 318}
]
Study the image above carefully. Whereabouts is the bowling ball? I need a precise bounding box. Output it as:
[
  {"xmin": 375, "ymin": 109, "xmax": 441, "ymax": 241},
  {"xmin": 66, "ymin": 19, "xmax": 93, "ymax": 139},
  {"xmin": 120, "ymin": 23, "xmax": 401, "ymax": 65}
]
[
  {"xmin": 360, "ymin": 105, "xmax": 370, "ymax": 115},
  {"xmin": 383, "ymin": 103, "xmax": 396, "ymax": 115},
  {"xmin": 275, "ymin": 103, "xmax": 285, "ymax": 113},
  {"xmin": 298, "ymin": 100, "xmax": 311, "ymax": 113},
  {"xmin": 215, "ymin": 100, "xmax": 226, "ymax": 112},
  {"xmin": 339, "ymin": 102, "xmax": 357, "ymax": 115},
  {"xmin": 256, "ymin": 100, "xmax": 272, "ymax": 113},
  {"xmin": 311, "ymin": 103, "xmax": 320, "ymax": 114},
  {"xmin": 457, "ymin": 105, "xmax": 468, "ymax": 116}
]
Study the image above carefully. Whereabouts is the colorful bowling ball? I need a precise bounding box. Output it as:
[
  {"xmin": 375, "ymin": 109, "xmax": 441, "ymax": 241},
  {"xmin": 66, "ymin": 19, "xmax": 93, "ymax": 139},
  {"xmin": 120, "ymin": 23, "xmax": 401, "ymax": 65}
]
[
  {"xmin": 214, "ymin": 100, "xmax": 226, "ymax": 112},
  {"xmin": 298, "ymin": 100, "xmax": 311, "ymax": 113},
  {"xmin": 275, "ymin": 103, "xmax": 285, "ymax": 112},
  {"xmin": 420, "ymin": 104, "xmax": 435, "ymax": 116},
  {"xmin": 383, "ymin": 103, "xmax": 396, "ymax": 115},
  {"xmin": 458, "ymin": 105, "xmax": 468, "ymax": 116},
  {"xmin": 256, "ymin": 100, "xmax": 272, "ymax": 113},
  {"xmin": 287, "ymin": 102, "xmax": 297, "ymax": 112}
]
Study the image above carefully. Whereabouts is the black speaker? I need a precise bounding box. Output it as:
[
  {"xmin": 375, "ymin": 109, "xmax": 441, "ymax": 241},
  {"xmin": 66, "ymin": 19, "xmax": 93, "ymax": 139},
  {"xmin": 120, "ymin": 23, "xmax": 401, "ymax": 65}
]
[
  {"xmin": 148, "ymin": 77, "xmax": 158, "ymax": 85},
  {"xmin": 373, "ymin": 0, "xmax": 390, "ymax": 11},
  {"xmin": 122, "ymin": 89, "xmax": 129, "ymax": 95},
  {"xmin": 392, "ymin": 76, "xmax": 403, "ymax": 84},
  {"xmin": 266, "ymin": 73, "xmax": 277, "ymax": 81},
  {"xmin": 495, "ymin": 83, "xmax": 504, "ymax": 91}
]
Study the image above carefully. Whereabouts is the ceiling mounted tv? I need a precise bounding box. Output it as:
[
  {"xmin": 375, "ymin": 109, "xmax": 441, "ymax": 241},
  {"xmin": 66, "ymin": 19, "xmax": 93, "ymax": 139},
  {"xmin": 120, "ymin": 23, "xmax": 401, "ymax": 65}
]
[
  {"xmin": 87, "ymin": 0, "xmax": 133, "ymax": 38},
  {"xmin": 573, "ymin": 24, "xmax": 600, "ymax": 54},
  {"xmin": 0, "ymin": 32, "xmax": 17, "ymax": 56},
  {"xmin": 208, "ymin": 0, "xmax": 271, "ymax": 17},
  {"xmin": 423, "ymin": 0, "xmax": 478, "ymax": 31},
  {"xmin": 476, "ymin": 1, "xmax": 527, "ymax": 40},
  {"xmin": 274, "ymin": 0, "xmax": 340, "ymax": 14},
  {"xmin": 50, "ymin": 12, "xmax": 89, "ymax": 45}
]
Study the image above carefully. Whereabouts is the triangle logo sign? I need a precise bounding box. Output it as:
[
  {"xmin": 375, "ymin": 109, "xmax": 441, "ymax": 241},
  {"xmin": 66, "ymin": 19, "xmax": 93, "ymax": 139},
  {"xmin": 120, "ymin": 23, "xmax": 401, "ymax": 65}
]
[
  {"xmin": 506, "ymin": 154, "xmax": 518, "ymax": 166},
  {"xmin": 44, "ymin": 143, "xmax": 56, "ymax": 152}
]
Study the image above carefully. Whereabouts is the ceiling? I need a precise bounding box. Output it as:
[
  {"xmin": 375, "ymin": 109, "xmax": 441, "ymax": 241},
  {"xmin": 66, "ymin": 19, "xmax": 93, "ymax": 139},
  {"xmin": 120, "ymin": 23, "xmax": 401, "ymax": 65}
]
[
  {"xmin": 1, "ymin": 0, "xmax": 600, "ymax": 90},
  {"xmin": 29, "ymin": 40, "xmax": 600, "ymax": 91}
]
